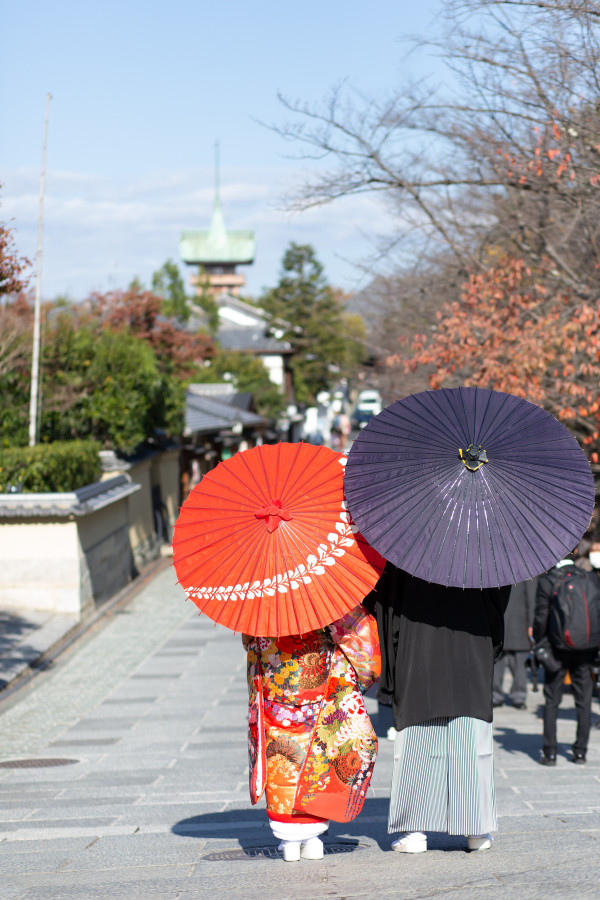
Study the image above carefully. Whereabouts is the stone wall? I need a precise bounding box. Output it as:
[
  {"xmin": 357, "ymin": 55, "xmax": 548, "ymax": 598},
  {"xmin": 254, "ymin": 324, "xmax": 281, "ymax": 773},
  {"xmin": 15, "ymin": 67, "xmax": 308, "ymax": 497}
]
[
  {"xmin": 0, "ymin": 477, "xmax": 141, "ymax": 618},
  {"xmin": 100, "ymin": 447, "xmax": 181, "ymax": 572},
  {"xmin": 0, "ymin": 447, "xmax": 182, "ymax": 619}
]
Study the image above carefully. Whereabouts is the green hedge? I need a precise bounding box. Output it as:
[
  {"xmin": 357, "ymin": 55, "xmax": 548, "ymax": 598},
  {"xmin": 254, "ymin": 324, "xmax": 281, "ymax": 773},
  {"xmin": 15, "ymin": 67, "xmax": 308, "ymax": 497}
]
[{"xmin": 0, "ymin": 440, "xmax": 101, "ymax": 493}]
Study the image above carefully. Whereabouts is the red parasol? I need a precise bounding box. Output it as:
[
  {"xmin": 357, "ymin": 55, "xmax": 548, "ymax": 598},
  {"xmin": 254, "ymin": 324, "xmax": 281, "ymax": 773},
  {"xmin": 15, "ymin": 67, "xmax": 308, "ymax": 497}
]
[{"xmin": 173, "ymin": 442, "xmax": 384, "ymax": 636}]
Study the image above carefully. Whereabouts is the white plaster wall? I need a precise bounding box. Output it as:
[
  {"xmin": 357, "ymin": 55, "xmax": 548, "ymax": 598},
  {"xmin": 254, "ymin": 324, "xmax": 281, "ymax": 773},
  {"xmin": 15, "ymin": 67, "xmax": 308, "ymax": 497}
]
[
  {"xmin": 0, "ymin": 520, "xmax": 82, "ymax": 614},
  {"xmin": 0, "ymin": 492, "xmax": 136, "ymax": 617}
]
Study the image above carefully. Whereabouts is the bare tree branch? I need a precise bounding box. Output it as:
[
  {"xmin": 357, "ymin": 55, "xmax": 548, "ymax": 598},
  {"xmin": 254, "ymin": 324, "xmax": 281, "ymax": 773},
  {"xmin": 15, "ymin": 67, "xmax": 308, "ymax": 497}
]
[{"xmin": 271, "ymin": 0, "xmax": 600, "ymax": 300}]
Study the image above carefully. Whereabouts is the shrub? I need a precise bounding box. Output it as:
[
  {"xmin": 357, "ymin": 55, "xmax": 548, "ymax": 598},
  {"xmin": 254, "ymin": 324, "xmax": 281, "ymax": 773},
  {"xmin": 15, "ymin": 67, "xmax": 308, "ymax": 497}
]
[
  {"xmin": 0, "ymin": 440, "xmax": 101, "ymax": 493},
  {"xmin": 41, "ymin": 325, "xmax": 163, "ymax": 454}
]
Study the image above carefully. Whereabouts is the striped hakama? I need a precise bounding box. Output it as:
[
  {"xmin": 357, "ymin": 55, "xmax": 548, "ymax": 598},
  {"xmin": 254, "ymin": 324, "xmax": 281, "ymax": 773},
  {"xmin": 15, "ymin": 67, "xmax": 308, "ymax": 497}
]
[{"xmin": 388, "ymin": 716, "xmax": 497, "ymax": 836}]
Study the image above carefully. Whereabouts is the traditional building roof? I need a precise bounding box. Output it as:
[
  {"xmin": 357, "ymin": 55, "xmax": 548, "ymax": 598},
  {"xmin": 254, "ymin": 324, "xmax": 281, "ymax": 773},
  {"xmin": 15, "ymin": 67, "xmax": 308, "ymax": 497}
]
[
  {"xmin": 0, "ymin": 476, "xmax": 140, "ymax": 519},
  {"xmin": 217, "ymin": 325, "xmax": 292, "ymax": 355},
  {"xmin": 180, "ymin": 196, "xmax": 255, "ymax": 266},
  {"xmin": 184, "ymin": 385, "xmax": 266, "ymax": 436},
  {"xmin": 214, "ymin": 295, "xmax": 293, "ymax": 355}
]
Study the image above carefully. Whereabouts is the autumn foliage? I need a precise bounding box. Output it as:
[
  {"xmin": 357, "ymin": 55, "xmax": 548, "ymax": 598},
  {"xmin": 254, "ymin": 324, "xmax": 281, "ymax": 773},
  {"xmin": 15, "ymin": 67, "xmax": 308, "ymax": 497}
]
[
  {"xmin": 0, "ymin": 285, "xmax": 217, "ymax": 453},
  {"xmin": 278, "ymin": 1, "xmax": 600, "ymax": 460},
  {"xmin": 0, "ymin": 220, "xmax": 30, "ymax": 297},
  {"xmin": 389, "ymin": 100, "xmax": 600, "ymax": 459},
  {"xmin": 394, "ymin": 256, "xmax": 600, "ymax": 459},
  {"xmin": 37, "ymin": 287, "xmax": 215, "ymax": 451},
  {"xmin": 86, "ymin": 286, "xmax": 214, "ymax": 380}
]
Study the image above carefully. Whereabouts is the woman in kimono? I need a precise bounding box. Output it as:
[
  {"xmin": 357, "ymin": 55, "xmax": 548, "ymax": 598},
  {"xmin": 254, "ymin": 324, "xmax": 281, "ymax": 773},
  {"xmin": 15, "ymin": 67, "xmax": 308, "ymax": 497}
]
[
  {"xmin": 243, "ymin": 603, "xmax": 380, "ymax": 861},
  {"xmin": 366, "ymin": 563, "xmax": 510, "ymax": 853}
]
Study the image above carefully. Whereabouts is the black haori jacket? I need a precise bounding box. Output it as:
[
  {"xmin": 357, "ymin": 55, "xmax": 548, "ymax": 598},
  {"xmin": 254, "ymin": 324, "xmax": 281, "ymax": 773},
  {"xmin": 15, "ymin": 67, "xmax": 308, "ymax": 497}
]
[{"xmin": 364, "ymin": 564, "xmax": 510, "ymax": 732}]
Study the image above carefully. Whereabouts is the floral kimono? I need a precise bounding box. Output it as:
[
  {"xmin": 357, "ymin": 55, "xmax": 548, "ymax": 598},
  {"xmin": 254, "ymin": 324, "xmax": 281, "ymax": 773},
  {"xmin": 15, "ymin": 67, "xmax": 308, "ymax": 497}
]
[{"xmin": 243, "ymin": 604, "xmax": 381, "ymax": 826}]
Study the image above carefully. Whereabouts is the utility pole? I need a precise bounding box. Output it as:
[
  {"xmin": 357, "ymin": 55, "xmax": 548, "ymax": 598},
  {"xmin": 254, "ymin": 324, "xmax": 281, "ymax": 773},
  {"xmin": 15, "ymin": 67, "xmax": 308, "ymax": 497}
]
[{"xmin": 28, "ymin": 92, "xmax": 52, "ymax": 447}]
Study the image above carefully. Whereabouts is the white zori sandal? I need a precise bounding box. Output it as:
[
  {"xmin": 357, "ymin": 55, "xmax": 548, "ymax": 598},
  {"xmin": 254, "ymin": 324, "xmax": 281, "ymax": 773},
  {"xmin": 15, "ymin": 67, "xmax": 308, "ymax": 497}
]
[
  {"xmin": 270, "ymin": 819, "xmax": 329, "ymax": 862},
  {"xmin": 466, "ymin": 834, "xmax": 493, "ymax": 851},
  {"xmin": 391, "ymin": 831, "xmax": 427, "ymax": 853}
]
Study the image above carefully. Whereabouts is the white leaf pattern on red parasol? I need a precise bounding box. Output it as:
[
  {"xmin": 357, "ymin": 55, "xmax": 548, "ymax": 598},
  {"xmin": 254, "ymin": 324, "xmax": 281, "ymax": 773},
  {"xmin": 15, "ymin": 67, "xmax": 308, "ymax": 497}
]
[{"xmin": 184, "ymin": 506, "xmax": 356, "ymax": 604}]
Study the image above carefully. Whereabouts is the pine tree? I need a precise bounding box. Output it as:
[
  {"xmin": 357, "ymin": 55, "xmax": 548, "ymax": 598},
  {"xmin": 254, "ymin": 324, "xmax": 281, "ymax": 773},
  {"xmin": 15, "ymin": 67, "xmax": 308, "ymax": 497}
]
[{"xmin": 260, "ymin": 243, "xmax": 365, "ymax": 404}]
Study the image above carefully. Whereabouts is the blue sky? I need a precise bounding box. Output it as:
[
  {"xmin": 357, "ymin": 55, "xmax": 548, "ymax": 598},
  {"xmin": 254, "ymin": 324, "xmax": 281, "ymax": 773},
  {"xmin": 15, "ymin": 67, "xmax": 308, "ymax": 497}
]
[{"xmin": 2, "ymin": 1, "xmax": 444, "ymax": 301}]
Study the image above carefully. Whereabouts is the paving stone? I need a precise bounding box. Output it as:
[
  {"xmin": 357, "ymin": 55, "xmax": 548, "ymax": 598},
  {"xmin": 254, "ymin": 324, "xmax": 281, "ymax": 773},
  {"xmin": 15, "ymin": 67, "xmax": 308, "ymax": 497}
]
[
  {"xmin": 0, "ymin": 850, "xmax": 78, "ymax": 876},
  {"xmin": 76, "ymin": 772, "xmax": 162, "ymax": 785},
  {"xmin": 113, "ymin": 802, "xmax": 232, "ymax": 826},
  {"xmin": 23, "ymin": 814, "xmax": 124, "ymax": 828},
  {"xmin": 69, "ymin": 719, "xmax": 136, "ymax": 731},
  {"xmin": 0, "ymin": 882, "xmax": 30, "ymax": 900},
  {"xmin": 0, "ymin": 837, "xmax": 93, "ymax": 855},
  {"xmin": 0, "ymin": 790, "xmax": 64, "ymax": 802},
  {"xmin": 3, "ymin": 865, "xmax": 196, "ymax": 898},
  {"xmin": 60, "ymin": 832, "xmax": 203, "ymax": 871},
  {"xmin": 100, "ymin": 697, "xmax": 159, "ymax": 705},
  {"xmin": 49, "ymin": 738, "xmax": 122, "ymax": 747},
  {"xmin": 130, "ymin": 673, "xmax": 180, "ymax": 680},
  {"xmin": 1, "ymin": 566, "xmax": 599, "ymax": 897}
]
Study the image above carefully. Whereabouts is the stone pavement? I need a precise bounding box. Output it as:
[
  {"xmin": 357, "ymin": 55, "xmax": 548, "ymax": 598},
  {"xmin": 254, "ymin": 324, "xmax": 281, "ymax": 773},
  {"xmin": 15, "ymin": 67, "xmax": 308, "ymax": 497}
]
[
  {"xmin": 0, "ymin": 557, "xmax": 169, "ymax": 694},
  {"xmin": 1, "ymin": 566, "xmax": 600, "ymax": 899},
  {"xmin": 0, "ymin": 607, "xmax": 79, "ymax": 692}
]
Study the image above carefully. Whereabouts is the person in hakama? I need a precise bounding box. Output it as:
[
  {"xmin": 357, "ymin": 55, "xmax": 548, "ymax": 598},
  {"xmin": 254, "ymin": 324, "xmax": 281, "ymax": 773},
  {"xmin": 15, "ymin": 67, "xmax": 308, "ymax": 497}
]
[{"xmin": 365, "ymin": 563, "xmax": 510, "ymax": 853}]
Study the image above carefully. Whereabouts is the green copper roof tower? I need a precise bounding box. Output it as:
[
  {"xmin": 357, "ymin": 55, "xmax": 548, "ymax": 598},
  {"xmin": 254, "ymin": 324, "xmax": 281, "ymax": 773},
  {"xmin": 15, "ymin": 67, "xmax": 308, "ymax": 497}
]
[{"xmin": 180, "ymin": 144, "xmax": 256, "ymax": 296}]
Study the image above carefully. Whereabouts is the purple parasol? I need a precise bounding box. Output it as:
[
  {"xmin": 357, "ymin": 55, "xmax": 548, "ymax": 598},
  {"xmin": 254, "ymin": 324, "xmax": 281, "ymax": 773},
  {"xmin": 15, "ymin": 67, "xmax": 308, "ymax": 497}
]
[{"xmin": 344, "ymin": 387, "xmax": 595, "ymax": 589}]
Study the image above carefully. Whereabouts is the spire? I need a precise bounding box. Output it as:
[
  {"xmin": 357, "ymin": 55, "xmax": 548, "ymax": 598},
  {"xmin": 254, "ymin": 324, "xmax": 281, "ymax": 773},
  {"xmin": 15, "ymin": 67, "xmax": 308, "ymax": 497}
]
[
  {"xmin": 208, "ymin": 141, "xmax": 227, "ymax": 249},
  {"xmin": 179, "ymin": 141, "xmax": 255, "ymax": 286}
]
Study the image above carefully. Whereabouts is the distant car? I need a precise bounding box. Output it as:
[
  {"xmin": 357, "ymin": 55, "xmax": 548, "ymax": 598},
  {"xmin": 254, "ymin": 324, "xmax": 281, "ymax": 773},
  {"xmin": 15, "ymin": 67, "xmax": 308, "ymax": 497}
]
[
  {"xmin": 352, "ymin": 390, "xmax": 382, "ymax": 429},
  {"xmin": 356, "ymin": 389, "xmax": 382, "ymax": 410},
  {"xmin": 351, "ymin": 407, "xmax": 375, "ymax": 429}
]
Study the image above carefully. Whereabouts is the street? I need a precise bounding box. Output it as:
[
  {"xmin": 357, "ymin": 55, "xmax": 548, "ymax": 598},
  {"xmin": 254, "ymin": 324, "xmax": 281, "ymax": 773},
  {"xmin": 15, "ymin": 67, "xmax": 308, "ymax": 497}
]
[{"xmin": 1, "ymin": 564, "xmax": 600, "ymax": 899}]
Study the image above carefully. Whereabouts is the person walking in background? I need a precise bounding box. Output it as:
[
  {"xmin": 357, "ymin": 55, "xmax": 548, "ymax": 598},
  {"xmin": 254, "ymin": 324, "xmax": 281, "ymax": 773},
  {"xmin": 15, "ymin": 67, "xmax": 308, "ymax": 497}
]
[
  {"xmin": 533, "ymin": 548, "xmax": 600, "ymax": 766},
  {"xmin": 574, "ymin": 538, "xmax": 593, "ymax": 572},
  {"xmin": 243, "ymin": 604, "xmax": 380, "ymax": 862},
  {"xmin": 493, "ymin": 579, "xmax": 537, "ymax": 710},
  {"xmin": 366, "ymin": 563, "xmax": 510, "ymax": 854},
  {"xmin": 337, "ymin": 411, "xmax": 351, "ymax": 451},
  {"xmin": 330, "ymin": 412, "xmax": 351, "ymax": 451}
]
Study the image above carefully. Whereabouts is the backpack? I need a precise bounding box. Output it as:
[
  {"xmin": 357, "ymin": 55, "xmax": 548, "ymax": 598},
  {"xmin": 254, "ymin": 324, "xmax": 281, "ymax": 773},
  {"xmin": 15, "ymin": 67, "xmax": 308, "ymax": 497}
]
[{"xmin": 547, "ymin": 566, "xmax": 600, "ymax": 651}]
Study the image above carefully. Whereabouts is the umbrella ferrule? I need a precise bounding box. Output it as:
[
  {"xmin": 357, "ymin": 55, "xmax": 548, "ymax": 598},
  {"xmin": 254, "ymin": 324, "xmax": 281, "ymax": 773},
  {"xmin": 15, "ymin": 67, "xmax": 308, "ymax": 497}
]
[{"xmin": 459, "ymin": 444, "xmax": 489, "ymax": 471}]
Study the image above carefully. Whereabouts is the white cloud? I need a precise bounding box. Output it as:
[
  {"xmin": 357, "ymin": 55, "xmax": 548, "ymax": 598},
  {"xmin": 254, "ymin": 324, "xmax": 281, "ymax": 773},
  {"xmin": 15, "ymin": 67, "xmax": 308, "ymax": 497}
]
[{"xmin": 1, "ymin": 164, "xmax": 400, "ymax": 300}]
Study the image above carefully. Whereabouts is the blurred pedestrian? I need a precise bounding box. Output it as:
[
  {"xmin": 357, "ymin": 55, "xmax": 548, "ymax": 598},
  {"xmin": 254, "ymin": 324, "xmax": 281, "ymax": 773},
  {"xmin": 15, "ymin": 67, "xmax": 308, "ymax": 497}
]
[
  {"xmin": 575, "ymin": 541, "xmax": 600, "ymax": 727},
  {"xmin": 337, "ymin": 412, "xmax": 351, "ymax": 451},
  {"xmin": 588, "ymin": 540, "xmax": 600, "ymax": 572},
  {"xmin": 493, "ymin": 579, "xmax": 537, "ymax": 709},
  {"xmin": 366, "ymin": 563, "xmax": 510, "ymax": 854},
  {"xmin": 330, "ymin": 420, "xmax": 342, "ymax": 450},
  {"xmin": 575, "ymin": 538, "xmax": 593, "ymax": 571},
  {"xmin": 243, "ymin": 604, "xmax": 380, "ymax": 861},
  {"xmin": 533, "ymin": 549, "xmax": 600, "ymax": 765}
]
